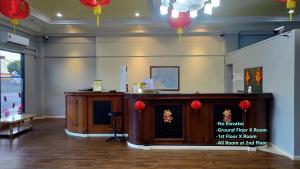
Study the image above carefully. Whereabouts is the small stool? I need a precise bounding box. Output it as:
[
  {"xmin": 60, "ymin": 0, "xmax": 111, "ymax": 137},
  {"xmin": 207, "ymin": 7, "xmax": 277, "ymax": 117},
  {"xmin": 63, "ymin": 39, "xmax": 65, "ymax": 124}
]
[{"xmin": 106, "ymin": 112, "xmax": 123, "ymax": 142}]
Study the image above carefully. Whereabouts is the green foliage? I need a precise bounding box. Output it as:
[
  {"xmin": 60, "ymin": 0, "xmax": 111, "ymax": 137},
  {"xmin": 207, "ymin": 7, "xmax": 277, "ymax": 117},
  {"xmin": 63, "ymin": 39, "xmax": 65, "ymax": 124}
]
[{"xmin": 7, "ymin": 60, "xmax": 21, "ymax": 75}]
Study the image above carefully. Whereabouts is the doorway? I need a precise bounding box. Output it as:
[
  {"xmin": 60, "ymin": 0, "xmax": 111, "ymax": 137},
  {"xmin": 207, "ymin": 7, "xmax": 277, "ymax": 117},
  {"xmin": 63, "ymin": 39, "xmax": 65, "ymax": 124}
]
[
  {"xmin": 225, "ymin": 64, "xmax": 233, "ymax": 93},
  {"xmin": 0, "ymin": 50, "xmax": 25, "ymax": 118}
]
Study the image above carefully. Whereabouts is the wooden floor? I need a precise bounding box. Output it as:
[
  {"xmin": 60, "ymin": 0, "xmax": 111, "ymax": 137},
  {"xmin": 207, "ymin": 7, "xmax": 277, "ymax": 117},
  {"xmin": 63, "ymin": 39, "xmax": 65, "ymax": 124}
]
[{"xmin": 0, "ymin": 119, "xmax": 299, "ymax": 169}]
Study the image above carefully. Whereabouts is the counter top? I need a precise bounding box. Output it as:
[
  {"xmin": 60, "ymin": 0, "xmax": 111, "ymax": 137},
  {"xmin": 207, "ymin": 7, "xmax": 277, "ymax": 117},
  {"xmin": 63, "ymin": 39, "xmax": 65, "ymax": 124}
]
[
  {"xmin": 64, "ymin": 91, "xmax": 124, "ymax": 96},
  {"xmin": 65, "ymin": 91, "xmax": 272, "ymax": 99}
]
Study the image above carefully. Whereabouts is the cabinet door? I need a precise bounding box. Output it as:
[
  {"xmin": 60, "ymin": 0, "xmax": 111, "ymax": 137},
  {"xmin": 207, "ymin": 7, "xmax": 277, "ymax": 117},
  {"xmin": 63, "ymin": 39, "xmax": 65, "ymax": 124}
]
[
  {"xmin": 87, "ymin": 96, "xmax": 122, "ymax": 133},
  {"xmin": 66, "ymin": 96, "xmax": 87, "ymax": 133}
]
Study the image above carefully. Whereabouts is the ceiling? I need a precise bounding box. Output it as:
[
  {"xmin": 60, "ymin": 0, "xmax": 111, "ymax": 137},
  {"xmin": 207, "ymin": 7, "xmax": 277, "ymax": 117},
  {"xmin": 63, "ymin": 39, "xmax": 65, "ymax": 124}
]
[
  {"xmin": 0, "ymin": 0, "xmax": 300, "ymax": 35},
  {"xmin": 27, "ymin": 0, "xmax": 151, "ymax": 19}
]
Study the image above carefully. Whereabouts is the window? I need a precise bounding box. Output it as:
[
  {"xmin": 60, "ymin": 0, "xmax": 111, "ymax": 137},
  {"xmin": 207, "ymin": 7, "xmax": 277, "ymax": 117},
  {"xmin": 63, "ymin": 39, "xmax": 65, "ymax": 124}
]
[{"xmin": 0, "ymin": 50, "xmax": 24, "ymax": 118}]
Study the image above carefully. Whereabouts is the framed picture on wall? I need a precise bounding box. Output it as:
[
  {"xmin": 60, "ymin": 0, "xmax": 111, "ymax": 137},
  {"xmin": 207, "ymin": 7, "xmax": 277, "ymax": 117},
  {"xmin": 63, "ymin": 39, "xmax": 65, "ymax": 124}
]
[
  {"xmin": 244, "ymin": 67, "xmax": 263, "ymax": 93},
  {"xmin": 150, "ymin": 66, "xmax": 180, "ymax": 91}
]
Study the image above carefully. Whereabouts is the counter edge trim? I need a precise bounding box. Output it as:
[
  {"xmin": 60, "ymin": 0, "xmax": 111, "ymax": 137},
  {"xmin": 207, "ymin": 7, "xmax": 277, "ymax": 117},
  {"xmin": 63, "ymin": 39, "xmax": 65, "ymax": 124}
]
[
  {"xmin": 127, "ymin": 141, "xmax": 258, "ymax": 151},
  {"xmin": 65, "ymin": 129, "xmax": 128, "ymax": 138}
]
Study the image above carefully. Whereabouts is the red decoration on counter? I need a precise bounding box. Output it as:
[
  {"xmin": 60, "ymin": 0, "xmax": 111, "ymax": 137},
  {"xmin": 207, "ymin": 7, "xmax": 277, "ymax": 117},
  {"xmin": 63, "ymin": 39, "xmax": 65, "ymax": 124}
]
[
  {"xmin": 191, "ymin": 100, "xmax": 202, "ymax": 110},
  {"xmin": 223, "ymin": 109, "xmax": 232, "ymax": 122},
  {"xmin": 163, "ymin": 109, "xmax": 173, "ymax": 123},
  {"xmin": 239, "ymin": 100, "xmax": 251, "ymax": 112},
  {"xmin": 134, "ymin": 100, "xmax": 145, "ymax": 112}
]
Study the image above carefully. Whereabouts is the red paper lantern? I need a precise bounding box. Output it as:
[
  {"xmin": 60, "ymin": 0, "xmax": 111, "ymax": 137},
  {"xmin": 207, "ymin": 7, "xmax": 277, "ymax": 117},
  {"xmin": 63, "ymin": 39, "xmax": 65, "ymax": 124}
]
[
  {"xmin": 80, "ymin": 0, "xmax": 110, "ymax": 7},
  {"xmin": 80, "ymin": 0, "xmax": 98, "ymax": 8},
  {"xmin": 191, "ymin": 100, "xmax": 202, "ymax": 110},
  {"xmin": 134, "ymin": 100, "xmax": 145, "ymax": 111},
  {"xmin": 80, "ymin": 0, "xmax": 111, "ymax": 27},
  {"xmin": 239, "ymin": 100, "xmax": 251, "ymax": 112},
  {"xmin": 0, "ymin": 0, "xmax": 30, "ymax": 32},
  {"xmin": 168, "ymin": 12, "xmax": 192, "ymax": 41}
]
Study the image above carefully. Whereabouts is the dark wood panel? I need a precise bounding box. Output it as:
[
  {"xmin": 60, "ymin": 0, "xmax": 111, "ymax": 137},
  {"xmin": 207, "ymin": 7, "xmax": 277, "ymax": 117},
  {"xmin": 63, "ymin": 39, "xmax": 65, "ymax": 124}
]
[
  {"xmin": 187, "ymin": 103, "xmax": 206, "ymax": 144},
  {"xmin": 123, "ymin": 97, "xmax": 129, "ymax": 133},
  {"xmin": 87, "ymin": 96, "xmax": 123, "ymax": 133},
  {"xmin": 150, "ymin": 101, "xmax": 186, "ymax": 144},
  {"xmin": 66, "ymin": 96, "xmax": 87, "ymax": 133},
  {"xmin": 65, "ymin": 93, "xmax": 124, "ymax": 134},
  {"xmin": 128, "ymin": 98, "xmax": 144, "ymax": 144}
]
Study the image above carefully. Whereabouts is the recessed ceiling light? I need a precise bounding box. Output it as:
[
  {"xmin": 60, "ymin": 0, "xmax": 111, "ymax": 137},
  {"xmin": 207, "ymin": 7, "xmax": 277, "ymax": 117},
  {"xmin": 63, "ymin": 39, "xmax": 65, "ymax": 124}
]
[
  {"xmin": 56, "ymin": 12, "xmax": 63, "ymax": 18},
  {"xmin": 135, "ymin": 12, "xmax": 140, "ymax": 17}
]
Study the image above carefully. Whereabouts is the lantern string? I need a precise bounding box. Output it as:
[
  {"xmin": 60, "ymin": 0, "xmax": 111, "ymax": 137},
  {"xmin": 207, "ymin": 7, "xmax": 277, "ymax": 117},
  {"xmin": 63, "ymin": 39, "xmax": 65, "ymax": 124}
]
[
  {"xmin": 10, "ymin": 19, "xmax": 18, "ymax": 33},
  {"xmin": 93, "ymin": 5, "xmax": 102, "ymax": 27},
  {"xmin": 179, "ymin": 34, "xmax": 182, "ymax": 42},
  {"xmin": 177, "ymin": 28, "xmax": 183, "ymax": 42},
  {"xmin": 96, "ymin": 15, "xmax": 100, "ymax": 27},
  {"xmin": 286, "ymin": 0, "xmax": 296, "ymax": 21}
]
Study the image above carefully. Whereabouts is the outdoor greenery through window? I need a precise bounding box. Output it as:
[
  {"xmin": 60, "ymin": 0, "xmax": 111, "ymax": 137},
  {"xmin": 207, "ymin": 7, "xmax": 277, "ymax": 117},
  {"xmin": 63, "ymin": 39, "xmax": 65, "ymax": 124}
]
[{"xmin": 0, "ymin": 50, "xmax": 24, "ymax": 118}]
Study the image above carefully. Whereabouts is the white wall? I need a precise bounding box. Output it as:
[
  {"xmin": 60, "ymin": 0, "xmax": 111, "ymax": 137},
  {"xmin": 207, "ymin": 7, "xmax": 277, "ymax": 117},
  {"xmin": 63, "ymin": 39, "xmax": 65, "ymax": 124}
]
[
  {"xmin": 41, "ymin": 37, "xmax": 96, "ymax": 116},
  {"xmin": 294, "ymin": 30, "xmax": 300, "ymax": 156},
  {"xmin": 96, "ymin": 36, "xmax": 225, "ymax": 93},
  {"xmin": 225, "ymin": 31, "xmax": 296, "ymax": 156},
  {"xmin": 25, "ymin": 51, "xmax": 38, "ymax": 115}
]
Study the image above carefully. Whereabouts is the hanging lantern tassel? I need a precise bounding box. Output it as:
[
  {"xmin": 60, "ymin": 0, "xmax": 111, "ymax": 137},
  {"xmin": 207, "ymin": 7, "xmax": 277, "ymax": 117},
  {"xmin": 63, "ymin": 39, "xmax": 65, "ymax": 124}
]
[
  {"xmin": 80, "ymin": 0, "xmax": 110, "ymax": 27},
  {"xmin": 177, "ymin": 28, "xmax": 183, "ymax": 42},
  {"xmin": 11, "ymin": 19, "xmax": 18, "ymax": 33},
  {"xmin": 93, "ymin": 5, "xmax": 102, "ymax": 27},
  {"xmin": 287, "ymin": 0, "xmax": 296, "ymax": 21}
]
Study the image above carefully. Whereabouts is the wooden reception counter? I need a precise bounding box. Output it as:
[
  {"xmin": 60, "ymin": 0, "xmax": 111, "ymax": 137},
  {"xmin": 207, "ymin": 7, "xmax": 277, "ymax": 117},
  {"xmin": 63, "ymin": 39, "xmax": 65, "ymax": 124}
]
[
  {"xmin": 65, "ymin": 92, "xmax": 124, "ymax": 134},
  {"xmin": 65, "ymin": 92, "xmax": 272, "ymax": 147}
]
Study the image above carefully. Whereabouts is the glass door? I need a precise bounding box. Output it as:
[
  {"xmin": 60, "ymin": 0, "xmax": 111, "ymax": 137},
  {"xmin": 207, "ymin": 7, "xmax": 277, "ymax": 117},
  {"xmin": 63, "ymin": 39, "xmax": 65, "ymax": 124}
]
[{"xmin": 0, "ymin": 50, "xmax": 24, "ymax": 118}]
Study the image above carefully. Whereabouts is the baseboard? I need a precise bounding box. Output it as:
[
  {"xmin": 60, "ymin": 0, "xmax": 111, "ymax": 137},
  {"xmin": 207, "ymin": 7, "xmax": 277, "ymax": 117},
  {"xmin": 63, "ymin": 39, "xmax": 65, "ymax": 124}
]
[
  {"xmin": 127, "ymin": 141, "xmax": 257, "ymax": 151},
  {"xmin": 65, "ymin": 129, "xmax": 128, "ymax": 138},
  {"xmin": 262, "ymin": 143, "xmax": 299, "ymax": 160},
  {"xmin": 34, "ymin": 116, "xmax": 65, "ymax": 120}
]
